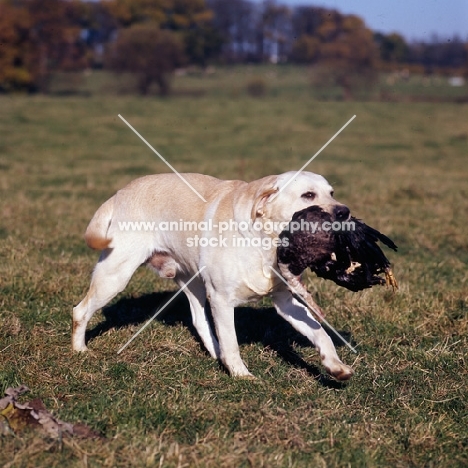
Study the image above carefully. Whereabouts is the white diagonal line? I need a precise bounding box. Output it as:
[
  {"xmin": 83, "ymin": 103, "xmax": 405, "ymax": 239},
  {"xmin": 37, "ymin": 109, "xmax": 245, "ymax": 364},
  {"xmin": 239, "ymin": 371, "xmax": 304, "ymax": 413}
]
[
  {"xmin": 269, "ymin": 266, "xmax": 357, "ymax": 353},
  {"xmin": 118, "ymin": 114, "xmax": 207, "ymax": 203},
  {"xmin": 117, "ymin": 266, "xmax": 206, "ymax": 354},
  {"xmin": 279, "ymin": 115, "xmax": 356, "ymax": 193}
]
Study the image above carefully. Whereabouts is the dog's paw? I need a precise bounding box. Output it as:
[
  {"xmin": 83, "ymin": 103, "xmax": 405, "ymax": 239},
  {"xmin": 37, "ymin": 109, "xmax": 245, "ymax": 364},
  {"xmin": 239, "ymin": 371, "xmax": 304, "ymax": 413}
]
[
  {"xmin": 72, "ymin": 336, "xmax": 89, "ymax": 352},
  {"xmin": 229, "ymin": 368, "xmax": 256, "ymax": 379},
  {"xmin": 324, "ymin": 359, "xmax": 354, "ymax": 381},
  {"xmin": 234, "ymin": 373, "xmax": 258, "ymax": 381}
]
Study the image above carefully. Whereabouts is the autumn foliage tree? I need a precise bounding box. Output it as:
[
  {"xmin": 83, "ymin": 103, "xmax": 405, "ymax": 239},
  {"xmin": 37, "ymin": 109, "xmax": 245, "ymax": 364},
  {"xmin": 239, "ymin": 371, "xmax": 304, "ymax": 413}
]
[
  {"xmin": 164, "ymin": 0, "xmax": 222, "ymax": 66},
  {"xmin": 0, "ymin": 0, "xmax": 215, "ymax": 93},
  {"xmin": 317, "ymin": 14, "xmax": 378, "ymax": 99},
  {"xmin": 0, "ymin": 2, "xmax": 32, "ymax": 91},
  {"xmin": 291, "ymin": 8, "xmax": 378, "ymax": 99},
  {"xmin": 105, "ymin": 24, "xmax": 184, "ymax": 95},
  {"xmin": 103, "ymin": 0, "xmax": 218, "ymax": 88},
  {"xmin": 0, "ymin": 0, "xmax": 89, "ymax": 92},
  {"xmin": 103, "ymin": 0, "xmax": 170, "ymax": 27},
  {"xmin": 290, "ymin": 35, "xmax": 320, "ymax": 63},
  {"xmin": 1, "ymin": 0, "xmax": 465, "ymax": 96}
]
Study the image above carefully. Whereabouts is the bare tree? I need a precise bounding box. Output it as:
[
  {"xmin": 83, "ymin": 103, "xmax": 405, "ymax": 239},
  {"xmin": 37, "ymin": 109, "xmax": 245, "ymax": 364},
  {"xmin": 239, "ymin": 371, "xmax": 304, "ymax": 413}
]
[
  {"xmin": 207, "ymin": 0, "xmax": 256, "ymax": 62},
  {"xmin": 260, "ymin": 0, "xmax": 291, "ymax": 62}
]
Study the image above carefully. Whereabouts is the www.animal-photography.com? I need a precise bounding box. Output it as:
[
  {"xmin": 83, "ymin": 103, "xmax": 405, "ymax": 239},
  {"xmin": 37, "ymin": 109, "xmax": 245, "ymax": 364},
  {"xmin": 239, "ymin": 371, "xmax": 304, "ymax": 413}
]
[{"xmin": 1, "ymin": 1, "xmax": 467, "ymax": 466}]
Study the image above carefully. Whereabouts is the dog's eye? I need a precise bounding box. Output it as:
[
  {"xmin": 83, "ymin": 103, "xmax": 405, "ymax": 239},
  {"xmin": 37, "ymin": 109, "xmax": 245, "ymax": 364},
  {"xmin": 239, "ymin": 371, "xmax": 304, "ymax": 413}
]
[
  {"xmin": 330, "ymin": 191, "xmax": 334, "ymax": 197},
  {"xmin": 302, "ymin": 192, "xmax": 316, "ymax": 200}
]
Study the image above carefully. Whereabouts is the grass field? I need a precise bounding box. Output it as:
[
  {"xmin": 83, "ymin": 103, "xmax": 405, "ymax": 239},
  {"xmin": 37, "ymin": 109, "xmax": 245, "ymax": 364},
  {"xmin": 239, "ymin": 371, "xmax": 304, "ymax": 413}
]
[{"xmin": 0, "ymin": 67, "xmax": 467, "ymax": 466}]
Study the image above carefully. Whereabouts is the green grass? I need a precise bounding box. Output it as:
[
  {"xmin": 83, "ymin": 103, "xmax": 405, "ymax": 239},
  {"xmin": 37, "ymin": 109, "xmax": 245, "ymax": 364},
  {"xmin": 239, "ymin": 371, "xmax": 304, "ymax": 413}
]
[{"xmin": 0, "ymin": 69, "xmax": 467, "ymax": 466}]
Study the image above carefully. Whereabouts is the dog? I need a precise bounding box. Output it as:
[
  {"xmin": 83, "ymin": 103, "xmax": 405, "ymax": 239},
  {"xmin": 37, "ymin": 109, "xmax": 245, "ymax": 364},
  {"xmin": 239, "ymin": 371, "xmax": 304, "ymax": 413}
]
[{"xmin": 72, "ymin": 171, "xmax": 354, "ymax": 381}]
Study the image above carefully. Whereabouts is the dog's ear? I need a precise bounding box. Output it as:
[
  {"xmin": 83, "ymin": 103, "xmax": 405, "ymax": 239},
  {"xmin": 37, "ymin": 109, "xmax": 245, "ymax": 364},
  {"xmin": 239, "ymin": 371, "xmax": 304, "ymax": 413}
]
[{"xmin": 251, "ymin": 186, "xmax": 279, "ymax": 220}]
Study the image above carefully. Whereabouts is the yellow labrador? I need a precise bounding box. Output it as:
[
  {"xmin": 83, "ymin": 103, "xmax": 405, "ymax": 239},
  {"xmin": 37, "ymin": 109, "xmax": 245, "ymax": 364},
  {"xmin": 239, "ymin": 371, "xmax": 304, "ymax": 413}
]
[{"xmin": 72, "ymin": 171, "xmax": 354, "ymax": 380}]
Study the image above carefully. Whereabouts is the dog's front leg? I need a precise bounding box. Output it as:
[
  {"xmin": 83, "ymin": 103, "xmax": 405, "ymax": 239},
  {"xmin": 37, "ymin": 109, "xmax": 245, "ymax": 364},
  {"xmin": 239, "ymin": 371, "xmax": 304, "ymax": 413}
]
[
  {"xmin": 208, "ymin": 296, "xmax": 253, "ymax": 378},
  {"xmin": 272, "ymin": 290, "xmax": 354, "ymax": 381}
]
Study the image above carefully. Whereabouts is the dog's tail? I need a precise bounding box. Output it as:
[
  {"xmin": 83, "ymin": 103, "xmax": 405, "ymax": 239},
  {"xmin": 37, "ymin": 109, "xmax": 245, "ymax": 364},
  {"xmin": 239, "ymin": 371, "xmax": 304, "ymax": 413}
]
[{"xmin": 84, "ymin": 197, "xmax": 114, "ymax": 250}]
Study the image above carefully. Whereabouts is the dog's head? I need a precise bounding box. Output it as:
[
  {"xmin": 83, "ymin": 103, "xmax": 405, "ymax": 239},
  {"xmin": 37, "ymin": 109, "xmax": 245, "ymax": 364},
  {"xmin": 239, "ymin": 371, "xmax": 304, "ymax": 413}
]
[{"xmin": 251, "ymin": 171, "xmax": 349, "ymax": 227}]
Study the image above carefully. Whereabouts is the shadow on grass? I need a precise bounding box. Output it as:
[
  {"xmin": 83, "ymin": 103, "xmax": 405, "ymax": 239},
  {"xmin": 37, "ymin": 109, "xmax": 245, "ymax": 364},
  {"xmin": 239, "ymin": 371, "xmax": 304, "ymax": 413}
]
[{"xmin": 86, "ymin": 291, "xmax": 352, "ymax": 388}]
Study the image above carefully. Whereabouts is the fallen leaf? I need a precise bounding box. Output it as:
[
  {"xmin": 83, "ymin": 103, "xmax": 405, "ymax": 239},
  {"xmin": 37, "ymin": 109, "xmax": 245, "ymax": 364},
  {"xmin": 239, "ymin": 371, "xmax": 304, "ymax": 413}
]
[
  {"xmin": 1, "ymin": 402, "xmax": 40, "ymax": 433},
  {"xmin": 0, "ymin": 385, "xmax": 104, "ymax": 440}
]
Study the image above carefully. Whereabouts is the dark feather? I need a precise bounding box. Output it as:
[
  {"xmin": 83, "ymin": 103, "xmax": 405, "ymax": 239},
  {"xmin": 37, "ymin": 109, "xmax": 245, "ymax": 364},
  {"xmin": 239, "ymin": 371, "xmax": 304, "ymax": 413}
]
[{"xmin": 277, "ymin": 206, "xmax": 397, "ymax": 292}]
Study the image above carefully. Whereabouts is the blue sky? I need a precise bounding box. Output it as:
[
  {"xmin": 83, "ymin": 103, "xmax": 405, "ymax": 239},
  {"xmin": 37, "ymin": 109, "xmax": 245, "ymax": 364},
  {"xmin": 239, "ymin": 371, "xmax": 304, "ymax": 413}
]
[{"xmin": 276, "ymin": 0, "xmax": 468, "ymax": 41}]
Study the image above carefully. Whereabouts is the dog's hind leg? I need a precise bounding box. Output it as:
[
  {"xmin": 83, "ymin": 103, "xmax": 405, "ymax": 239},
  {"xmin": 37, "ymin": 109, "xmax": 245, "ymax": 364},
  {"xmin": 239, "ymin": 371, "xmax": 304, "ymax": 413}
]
[
  {"xmin": 272, "ymin": 290, "xmax": 354, "ymax": 381},
  {"xmin": 72, "ymin": 248, "xmax": 144, "ymax": 351},
  {"xmin": 176, "ymin": 275, "xmax": 220, "ymax": 359}
]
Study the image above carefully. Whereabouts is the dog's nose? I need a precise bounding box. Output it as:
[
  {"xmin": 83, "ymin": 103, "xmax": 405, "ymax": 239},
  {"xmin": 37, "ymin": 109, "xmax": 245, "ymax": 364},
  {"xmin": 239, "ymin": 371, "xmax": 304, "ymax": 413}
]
[{"xmin": 333, "ymin": 205, "xmax": 350, "ymax": 221}]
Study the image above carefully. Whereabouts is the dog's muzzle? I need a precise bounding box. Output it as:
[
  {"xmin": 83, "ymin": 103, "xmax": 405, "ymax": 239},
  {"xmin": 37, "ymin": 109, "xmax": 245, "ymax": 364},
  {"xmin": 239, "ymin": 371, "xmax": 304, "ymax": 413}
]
[{"xmin": 333, "ymin": 204, "xmax": 350, "ymax": 221}]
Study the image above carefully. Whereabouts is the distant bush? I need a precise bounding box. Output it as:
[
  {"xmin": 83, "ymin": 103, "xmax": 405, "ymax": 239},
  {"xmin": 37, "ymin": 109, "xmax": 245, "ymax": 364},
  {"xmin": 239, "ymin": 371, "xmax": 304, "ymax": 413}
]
[
  {"xmin": 105, "ymin": 24, "xmax": 184, "ymax": 96},
  {"xmin": 310, "ymin": 63, "xmax": 378, "ymax": 101},
  {"xmin": 246, "ymin": 77, "xmax": 267, "ymax": 97}
]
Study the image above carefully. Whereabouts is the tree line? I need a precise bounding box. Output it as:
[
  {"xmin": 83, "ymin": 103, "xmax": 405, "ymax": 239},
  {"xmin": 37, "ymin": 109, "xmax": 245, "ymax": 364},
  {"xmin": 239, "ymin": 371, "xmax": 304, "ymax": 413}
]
[{"xmin": 1, "ymin": 0, "xmax": 467, "ymax": 95}]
